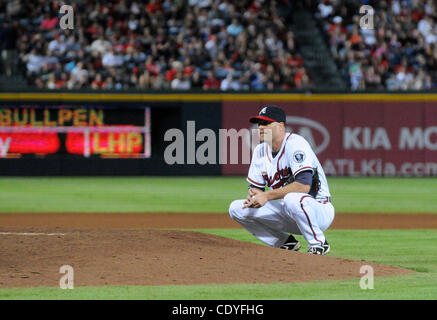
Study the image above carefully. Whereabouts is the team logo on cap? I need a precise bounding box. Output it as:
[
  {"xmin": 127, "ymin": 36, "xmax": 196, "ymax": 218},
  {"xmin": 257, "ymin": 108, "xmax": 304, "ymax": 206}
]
[
  {"xmin": 260, "ymin": 107, "xmax": 267, "ymax": 115},
  {"xmin": 293, "ymin": 151, "xmax": 306, "ymax": 163}
]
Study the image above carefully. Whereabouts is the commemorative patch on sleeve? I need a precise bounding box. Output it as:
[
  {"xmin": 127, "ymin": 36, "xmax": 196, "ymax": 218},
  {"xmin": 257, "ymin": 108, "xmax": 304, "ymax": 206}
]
[{"xmin": 293, "ymin": 151, "xmax": 306, "ymax": 163}]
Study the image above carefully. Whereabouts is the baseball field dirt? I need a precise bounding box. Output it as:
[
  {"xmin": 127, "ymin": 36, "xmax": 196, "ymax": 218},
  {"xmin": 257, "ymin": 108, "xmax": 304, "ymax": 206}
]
[
  {"xmin": 0, "ymin": 213, "xmax": 428, "ymax": 288},
  {"xmin": 1, "ymin": 213, "xmax": 437, "ymax": 229}
]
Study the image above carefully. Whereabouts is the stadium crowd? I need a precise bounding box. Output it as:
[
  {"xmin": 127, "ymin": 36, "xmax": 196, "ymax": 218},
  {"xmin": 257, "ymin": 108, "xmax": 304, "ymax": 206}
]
[
  {"xmin": 0, "ymin": 0, "xmax": 312, "ymax": 91},
  {"xmin": 316, "ymin": 0, "xmax": 437, "ymax": 90}
]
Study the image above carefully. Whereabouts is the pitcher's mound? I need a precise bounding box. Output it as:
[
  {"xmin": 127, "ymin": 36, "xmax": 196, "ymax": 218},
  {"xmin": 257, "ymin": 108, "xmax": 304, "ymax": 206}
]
[{"xmin": 0, "ymin": 229, "xmax": 412, "ymax": 287}]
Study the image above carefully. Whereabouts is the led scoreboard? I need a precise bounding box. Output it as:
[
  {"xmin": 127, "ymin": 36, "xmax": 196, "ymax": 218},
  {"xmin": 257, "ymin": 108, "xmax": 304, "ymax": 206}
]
[{"xmin": 0, "ymin": 105, "xmax": 151, "ymax": 159}]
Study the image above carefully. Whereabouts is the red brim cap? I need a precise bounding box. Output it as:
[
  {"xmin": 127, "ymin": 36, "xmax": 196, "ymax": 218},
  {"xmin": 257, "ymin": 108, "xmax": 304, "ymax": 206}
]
[{"xmin": 249, "ymin": 115, "xmax": 276, "ymax": 123}]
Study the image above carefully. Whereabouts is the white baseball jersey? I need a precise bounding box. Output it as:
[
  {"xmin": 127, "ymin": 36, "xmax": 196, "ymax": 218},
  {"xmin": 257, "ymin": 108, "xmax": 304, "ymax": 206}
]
[{"xmin": 246, "ymin": 132, "xmax": 331, "ymax": 200}]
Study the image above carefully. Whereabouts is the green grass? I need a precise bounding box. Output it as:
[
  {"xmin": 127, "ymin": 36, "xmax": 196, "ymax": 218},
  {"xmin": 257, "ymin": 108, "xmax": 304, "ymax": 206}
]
[
  {"xmin": 0, "ymin": 177, "xmax": 436, "ymax": 213},
  {"xmin": 1, "ymin": 275, "xmax": 435, "ymax": 300},
  {"xmin": 1, "ymin": 228, "xmax": 437, "ymax": 300},
  {"xmin": 0, "ymin": 177, "xmax": 244, "ymax": 213}
]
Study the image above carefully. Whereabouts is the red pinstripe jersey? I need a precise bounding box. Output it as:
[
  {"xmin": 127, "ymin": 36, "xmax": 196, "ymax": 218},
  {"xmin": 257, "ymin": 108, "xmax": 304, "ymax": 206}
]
[{"xmin": 246, "ymin": 133, "xmax": 331, "ymax": 199}]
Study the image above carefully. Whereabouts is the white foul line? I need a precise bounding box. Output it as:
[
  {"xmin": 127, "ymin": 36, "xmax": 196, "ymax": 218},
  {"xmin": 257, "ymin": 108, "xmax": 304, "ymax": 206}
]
[{"xmin": 0, "ymin": 232, "xmax": 66, "ymax": 236}]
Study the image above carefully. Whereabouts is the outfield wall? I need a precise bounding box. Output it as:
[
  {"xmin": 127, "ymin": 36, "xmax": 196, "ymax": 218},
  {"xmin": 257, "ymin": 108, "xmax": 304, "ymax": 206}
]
[
  {"xmin": 0, "ymin": 92, "xmax": 436, "ymax": 176},
  {"xmin": 222, "ymin": 99, "xmax": 437, "ymax": 177}
]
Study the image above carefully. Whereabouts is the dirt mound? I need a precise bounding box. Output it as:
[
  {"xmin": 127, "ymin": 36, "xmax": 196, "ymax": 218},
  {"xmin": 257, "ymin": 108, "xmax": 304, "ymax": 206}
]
[
  {"xmin": 1, "ymin": 213, "xmax": 437, "ymax": 230},
  {"xmin": 0, "ymin": 228, "xmax": 412, "ymax": 288}
]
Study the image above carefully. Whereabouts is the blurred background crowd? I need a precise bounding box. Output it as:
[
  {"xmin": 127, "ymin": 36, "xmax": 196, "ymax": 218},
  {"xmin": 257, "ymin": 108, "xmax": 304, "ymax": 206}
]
[
  {"xmin": 0, "ymin": 0, "xmax": 310, "ymax": 91},
  {"xmin": 316, "ymin": 0, "xmax": 437, "ymax": 90},
  {"xmin": 1, "ymin": 0, "xmax": 437, "ymax": 91}
]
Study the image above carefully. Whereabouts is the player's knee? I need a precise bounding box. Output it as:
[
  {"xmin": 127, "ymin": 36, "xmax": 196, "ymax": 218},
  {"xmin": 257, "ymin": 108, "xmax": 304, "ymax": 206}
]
[
  {"xmin": 228, "ymin": 200, "xmax": 246, "ymax": 220},
  {"xmin": 283, "ymin": 193, "xmax": 304, "ymax": 216}
]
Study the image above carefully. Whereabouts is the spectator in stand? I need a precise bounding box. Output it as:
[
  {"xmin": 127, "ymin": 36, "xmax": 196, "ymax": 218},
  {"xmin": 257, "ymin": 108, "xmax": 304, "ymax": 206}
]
[
  {"xmin": 191, "ymin": 71, "xmax": 203, "ymax": 88},
  {"xmin": 226, "ymin": 18, "xmax": 244, "ymax": 37},
  {"xmin": 0, "ymin": 20, "xmax": 18, "ymax": 76},
  {"xmin": 318, "ymin": 0, "xmax": 334, "ymax": 19},
  {"xmin": 48, "ymin": 35, "xmax": 68, "ymax": 56},
  {"xmin": 90, "ymin": 35, "xmax": 112, "ymax": 56},
  {"xmin": 221, "ymin": 71, "xmax": 239, "ymax": 90},
  {"xmin": 23, "ymin": 49, "xmax": 45, "ymax": 76},
  {"xmin": 171, "ymin": 72, "xmax": 191, "ymax": 90},
  {"xmin": 102, "ymin": 48, "xmax": 124, "ymax": 68},
  {"xmin": 202, "ymin": 70, "xmax": 221, "ymax": 90},
  {"xmin": 91, "ymin": 73, "xmax": 105, "ymax": 89},
  {"xmin": 47, "ymin": 72, "xmax": 57, "ymax": 89},
  {"xmin": 40, "ymin": 13, "xmax": 59, "ymax": 31},
  {"xmin": 295, "ymin": 67, "xmax": 312, "ymax": 89}
]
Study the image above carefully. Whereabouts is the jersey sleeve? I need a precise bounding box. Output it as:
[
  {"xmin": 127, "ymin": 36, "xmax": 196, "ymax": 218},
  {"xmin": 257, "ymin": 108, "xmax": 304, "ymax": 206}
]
[
  {"xmin": 286, "ymin": 137, "xmax": 314, "ymax": 177},
  {"xmin": 246, "ymin": 144, "xmax": 266, "ymax": 188}
]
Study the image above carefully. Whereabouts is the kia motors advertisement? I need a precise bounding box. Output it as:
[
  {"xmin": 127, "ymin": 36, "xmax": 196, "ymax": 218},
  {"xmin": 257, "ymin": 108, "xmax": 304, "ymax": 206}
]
[{"xmin": 222, "ymin": 101, "xmax": 437, "ymax": 177}]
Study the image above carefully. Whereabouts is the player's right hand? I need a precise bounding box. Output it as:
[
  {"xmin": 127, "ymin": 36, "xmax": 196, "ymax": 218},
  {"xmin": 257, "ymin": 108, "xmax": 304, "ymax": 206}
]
[{"xmin": 243, "ymin": 188, "xmax": 263, "ymax": 209}]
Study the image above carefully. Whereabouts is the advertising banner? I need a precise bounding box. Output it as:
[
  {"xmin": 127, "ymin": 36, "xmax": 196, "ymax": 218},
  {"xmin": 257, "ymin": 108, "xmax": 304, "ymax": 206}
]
[{"xmin": 222, "ymin": 100, "xmax": 437, "ymax": 177}]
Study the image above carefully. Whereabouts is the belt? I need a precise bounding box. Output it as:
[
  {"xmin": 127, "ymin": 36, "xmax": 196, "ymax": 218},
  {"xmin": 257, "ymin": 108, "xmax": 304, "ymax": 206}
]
[{"xmin": 316, "ymin": 196, "xmax": 331, "ymax": 204}]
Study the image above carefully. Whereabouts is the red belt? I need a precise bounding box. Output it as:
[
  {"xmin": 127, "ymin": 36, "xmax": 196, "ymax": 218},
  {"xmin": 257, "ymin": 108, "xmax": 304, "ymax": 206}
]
[{"xmin": 316, "ymin": 196, "xmax": 331, "ymax": 204}]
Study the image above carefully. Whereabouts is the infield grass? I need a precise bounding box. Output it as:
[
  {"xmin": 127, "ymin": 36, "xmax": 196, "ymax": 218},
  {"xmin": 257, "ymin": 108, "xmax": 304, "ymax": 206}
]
[
  {"xmin": 0, "ymin": 177, "xmax": 436, "ymax": 213},
  {"xmin": 1, "ymin": 229, "xmax": 436, "ymax": 300}
]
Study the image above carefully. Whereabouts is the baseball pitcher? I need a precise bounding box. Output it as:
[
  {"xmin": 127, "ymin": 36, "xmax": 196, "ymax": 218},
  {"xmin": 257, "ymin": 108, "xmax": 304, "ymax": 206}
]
[{"xmin": 229, "ymin": 106, "xmax": 335, "ymax": 255}]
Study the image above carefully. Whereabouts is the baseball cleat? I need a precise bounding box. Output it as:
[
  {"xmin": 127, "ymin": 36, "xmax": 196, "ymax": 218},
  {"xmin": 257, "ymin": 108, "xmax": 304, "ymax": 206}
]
[
  {"xmin": 307, "ymin": 240, "xmax": 330, "ymax": 255},
  {"xmin": 280, "ymin": 234, "xmax": 301, "ymax": 251}
]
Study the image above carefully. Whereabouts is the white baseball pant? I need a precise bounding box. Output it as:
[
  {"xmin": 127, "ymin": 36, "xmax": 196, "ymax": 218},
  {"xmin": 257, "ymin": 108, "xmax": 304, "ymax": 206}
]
[{"xmin": 229, "ymin": 193, "xmax": 335, "ymax": 248}]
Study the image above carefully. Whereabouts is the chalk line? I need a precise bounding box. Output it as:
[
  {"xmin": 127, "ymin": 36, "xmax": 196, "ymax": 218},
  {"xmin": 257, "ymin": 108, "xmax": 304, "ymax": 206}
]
[{"xmin": 0, "ymin": 232, "xmax": 66, "ymax": 236}]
